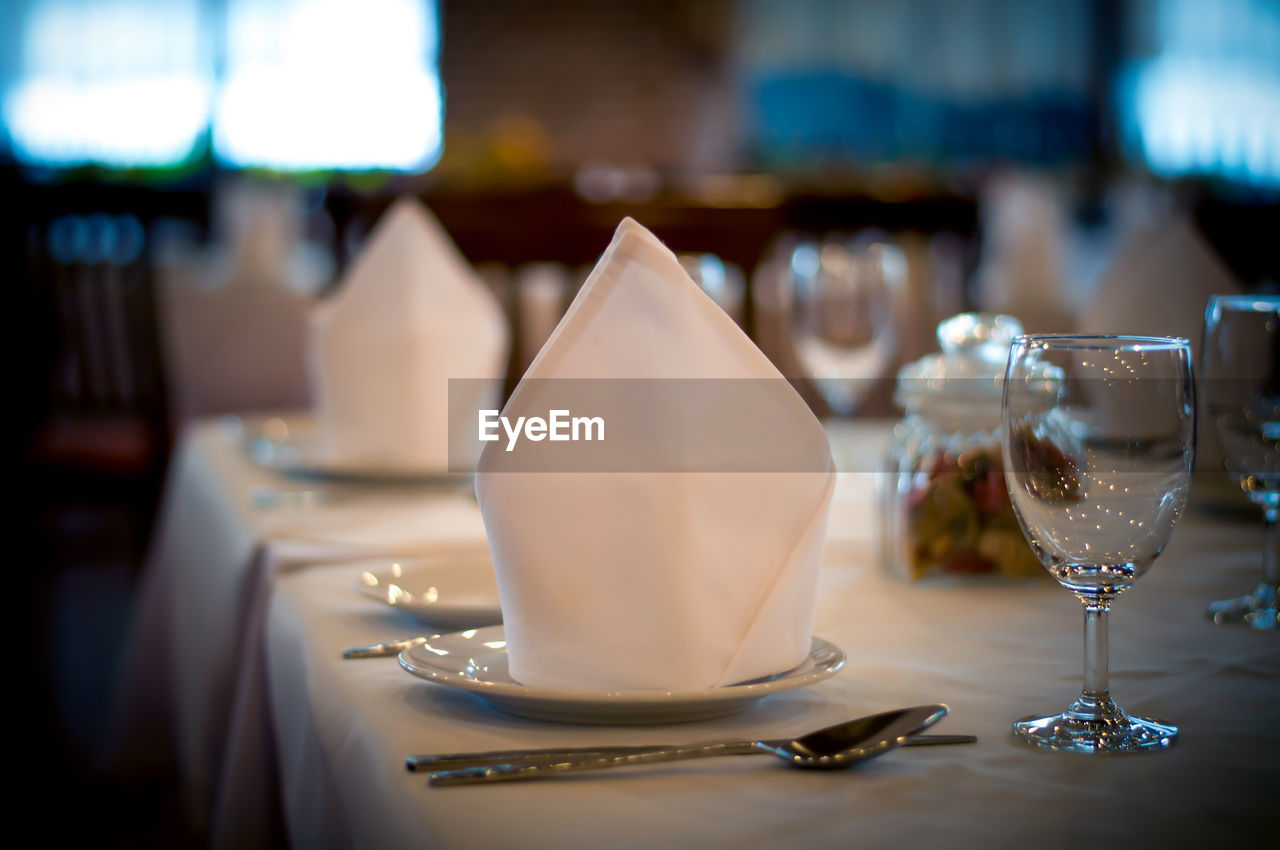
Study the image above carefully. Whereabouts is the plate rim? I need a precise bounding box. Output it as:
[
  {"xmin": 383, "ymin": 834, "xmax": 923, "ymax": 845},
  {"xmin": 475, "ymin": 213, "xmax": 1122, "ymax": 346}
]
[
  {"xmin": 353, "ymin": 557, "xmax": 503, "ymax": 620},
  {"xmin": 248, "ymin": 430, "xmax": 472, "ymax": 484},
  {"xmin": 397, "ymin": 625, "xmax": 845, "ymax": 706}
]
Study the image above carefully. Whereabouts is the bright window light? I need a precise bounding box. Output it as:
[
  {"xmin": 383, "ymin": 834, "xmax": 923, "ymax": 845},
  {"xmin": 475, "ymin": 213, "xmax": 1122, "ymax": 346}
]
[
  {"xmin": 0, "ymin": 0, "xmax": 441, "ymax": 173},
  {"xmin": 1119, "ymin": 0, "xmax": 1280, "ymax": 187},
  {"xmin": 2, "ymin": 0, "xmax": 211, "ymax": 168},
  {"xmin": 213, "ymin": 0, "xmax": 442, "ymax": 172},
  {"xmin": 1127, "ymin": 58, "xmax": 1280, "ymax": 185}
]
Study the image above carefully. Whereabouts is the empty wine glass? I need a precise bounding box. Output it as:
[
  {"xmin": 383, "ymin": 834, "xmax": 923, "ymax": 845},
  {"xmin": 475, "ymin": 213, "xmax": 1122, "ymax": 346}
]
[
  {"xmin": 788, "ymin": 234, "xmax": 902, "ymax": 416},
  {"xmin": 1002, "ymin": 335, "xmax": 1195, "ymax": 753},
  {"xmin": 1202, "ymin": 295, "xmax": 1280, "ymax": 630}
]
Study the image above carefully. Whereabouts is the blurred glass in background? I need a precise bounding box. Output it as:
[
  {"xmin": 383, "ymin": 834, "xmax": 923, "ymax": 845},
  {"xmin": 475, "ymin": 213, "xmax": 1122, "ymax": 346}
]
[{"xmin": 786, "ymin": 234, "xmax": 904, "ymax": 417}]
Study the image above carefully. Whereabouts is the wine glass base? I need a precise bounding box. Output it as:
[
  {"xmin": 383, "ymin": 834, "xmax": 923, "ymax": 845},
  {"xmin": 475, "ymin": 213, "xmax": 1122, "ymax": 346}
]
[
  {"xmin": 1207, "ymin": 585, "xmax": 1279, "ymax": 630},
  {"xmin": 1012, "ymin": 694, "xmax": 1177, "ymax": 753}
]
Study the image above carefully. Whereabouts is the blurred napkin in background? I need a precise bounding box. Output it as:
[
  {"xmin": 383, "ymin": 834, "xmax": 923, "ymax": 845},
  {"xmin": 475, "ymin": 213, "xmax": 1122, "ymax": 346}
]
[
  {"xmin": 157, "ymin": 180, "xmax": 331, "ymax": 422},
  {"xmin": 1077, "ymin": 211, "xmax": 1243, "ymax": 360},
  {"xmin": 1077, "ymin": 211, "xmax": 1244, "ymax": 473},
  {"xmin": 307, "ymin": 198, "xmax": 509, "ymax": 472},
  {"xmin": 972, "ymin": 170, "xmax": 1076, "ymax": 334},
  {"xmin": 476, "ymin": 218, "xmax": 836, "ymax": 691}
]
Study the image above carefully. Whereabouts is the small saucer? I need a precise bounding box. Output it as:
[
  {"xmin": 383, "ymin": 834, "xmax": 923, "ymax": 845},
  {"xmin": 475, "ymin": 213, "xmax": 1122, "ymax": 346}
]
[
  {"xmin": 398, "ymin": 626, "xmax": 845, "ymax": 724},
  {"xmin": 355, "ymin": 557, "xmax": 502, "ymax": 630},
  {"xmin": 248, "ymin": 421, "xmax": 472, "ymax": 486}
]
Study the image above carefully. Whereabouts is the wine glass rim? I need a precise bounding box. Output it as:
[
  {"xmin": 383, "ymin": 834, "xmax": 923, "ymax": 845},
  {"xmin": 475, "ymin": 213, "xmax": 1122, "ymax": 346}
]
[{"xmin": 1012, "ymin": 333, "xmax": 1190, "ymax": 351}]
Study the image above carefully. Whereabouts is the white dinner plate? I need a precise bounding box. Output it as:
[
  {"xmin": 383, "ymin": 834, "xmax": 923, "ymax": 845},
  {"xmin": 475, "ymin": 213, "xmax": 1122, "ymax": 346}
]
[
  {"xmin": 247, "ymin": 419, "xmax": 472, "ymax": 487},
  {"xmin": 355, "ymin": 557, "xmax": 503, "ymax": 630},
  {"xmin": 398, "ymin": 626, "xmax": 845, "ymax": 724}
]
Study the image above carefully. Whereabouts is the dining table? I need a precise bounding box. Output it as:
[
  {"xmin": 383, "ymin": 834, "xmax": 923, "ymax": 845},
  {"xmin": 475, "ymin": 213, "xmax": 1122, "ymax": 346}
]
[{"xmin": 108, "ymin": 412, "xmax": 1280, "ymax": 849}]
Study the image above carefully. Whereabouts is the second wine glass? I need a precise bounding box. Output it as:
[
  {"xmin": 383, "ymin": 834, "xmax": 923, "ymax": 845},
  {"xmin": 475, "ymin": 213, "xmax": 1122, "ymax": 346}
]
[
  {"xmin": 788, "ymin": 235, "xmax": 902, "ymax": 417},
  {"xmin": 1201, "ymin": 294, "xmax": 1280, "ymax": 630},
  {"xmin": 1002, "ymin": 335, "xmax": 1195, "ymax": 753}
]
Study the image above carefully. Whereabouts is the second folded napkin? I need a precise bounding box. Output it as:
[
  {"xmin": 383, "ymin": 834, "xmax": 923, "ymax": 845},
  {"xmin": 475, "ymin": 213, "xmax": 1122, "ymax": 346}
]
[
  {"xmin": 476, "ymin": 218, "xmax": 836, "ymax": 691},
  {"xmin": 308, "ymin": 198, "xmax": 509, "ymax": 473}
]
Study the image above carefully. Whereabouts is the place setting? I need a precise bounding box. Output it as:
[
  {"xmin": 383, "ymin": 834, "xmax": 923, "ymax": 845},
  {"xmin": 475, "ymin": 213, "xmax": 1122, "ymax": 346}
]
[
  {"xmin": 341, "ymin": 217, "xmax": 846, "ymax": 724},
  {"xmin": 328, "ymin": 215, "xmax": 986, "ymax": 785}
]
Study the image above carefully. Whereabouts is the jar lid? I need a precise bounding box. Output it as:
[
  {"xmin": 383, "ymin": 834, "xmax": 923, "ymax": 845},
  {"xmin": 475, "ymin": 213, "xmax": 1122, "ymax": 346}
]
[{"xmin": 894, "ymin": 313, "xmax": 1054, "ymax": 424}]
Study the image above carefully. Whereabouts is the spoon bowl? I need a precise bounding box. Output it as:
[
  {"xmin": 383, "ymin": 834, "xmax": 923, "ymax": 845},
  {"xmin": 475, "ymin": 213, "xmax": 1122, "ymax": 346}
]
[{"xmin": 767, "ymin": 704, "xmax": 950, "ymax": 769}]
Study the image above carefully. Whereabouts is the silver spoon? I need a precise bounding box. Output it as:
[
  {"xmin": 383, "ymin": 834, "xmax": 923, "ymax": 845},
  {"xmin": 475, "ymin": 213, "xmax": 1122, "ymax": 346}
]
[
  {"xmin": 408, "ymin": 732, "xmax": 976, "ymax": 772},
  {"xmin": 425, "ymin": 704, "xmax": 950, "ymax": 786}
]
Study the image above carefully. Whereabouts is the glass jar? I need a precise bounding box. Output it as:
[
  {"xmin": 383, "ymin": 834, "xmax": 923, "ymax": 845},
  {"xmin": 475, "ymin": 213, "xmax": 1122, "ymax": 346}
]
[{"xmin": 877, "ymin": 313, "xmax": 1044, "ymax": 581}]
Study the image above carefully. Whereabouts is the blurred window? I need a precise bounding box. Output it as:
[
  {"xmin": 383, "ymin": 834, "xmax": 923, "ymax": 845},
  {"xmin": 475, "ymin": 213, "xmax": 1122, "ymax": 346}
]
[
  {"xmin": 2, "ymin": 0, "xmax": 211, "ymax": 168},
  {"xmin": 0, "ymin": 0, "xmax": 441, "ymax": 173},
  {"xmin": 1118, "ymin": 0, "xmax": 1280, "ymax": 187},
  {"xmin": 735, "ymin": 0, "xmax": 1097, "ymax": 168},
  {"xmin": 214, "ymin": 0, "xmax": 441, "ymax": 171}
]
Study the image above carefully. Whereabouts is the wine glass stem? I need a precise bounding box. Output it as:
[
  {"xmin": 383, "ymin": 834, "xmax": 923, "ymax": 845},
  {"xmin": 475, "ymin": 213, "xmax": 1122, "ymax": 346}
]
[{"xmin": 1082, "ymin": 599, "xmax": 1110, "ymax": 698}]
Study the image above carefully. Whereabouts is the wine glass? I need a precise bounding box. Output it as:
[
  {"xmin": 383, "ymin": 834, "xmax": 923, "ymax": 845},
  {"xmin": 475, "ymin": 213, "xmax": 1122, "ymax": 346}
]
[
  {"xmin": 1002, "ymin": 335, "xmax": 1195, "ymax": 753},
  {"xmin": 1202, "ymin": 295, "xmax": 1280, "ymax": 630},
  {"xmin": 787, "ymin": 234, "xmax": 902, "ymax": 417}
]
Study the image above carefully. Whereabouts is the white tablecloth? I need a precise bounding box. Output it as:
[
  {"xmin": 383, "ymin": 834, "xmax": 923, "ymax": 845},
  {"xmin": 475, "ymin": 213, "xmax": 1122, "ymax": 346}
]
[
  {"xmin": 112, "ymin": 416, "xmax": 1279, "ymax": 848},
  {"xmin": 107, "ymin": 415, "xmax": 488, "ymax": 845}
]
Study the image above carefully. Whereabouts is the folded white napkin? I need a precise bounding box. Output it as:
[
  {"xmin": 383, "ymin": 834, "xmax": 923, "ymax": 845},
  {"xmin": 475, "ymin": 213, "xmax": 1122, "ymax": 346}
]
[
  {"xmin": 476, "ymin": 218, "xmax": 836, "ymax": 691},
  {"xmin": 307, "ymin": 199, "xmax": 509, "ymax": 472},
  {"xmin": 1077, "ymin": 211, "xmax": 1243, "ymax": 471},
  {"xmin": 1077, "ymin": 211, "xmax": 1242, "ymax": 353},
  {"xmin": 972, "ymin": 171, "xmax": 1075, "ymax": 333}
]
